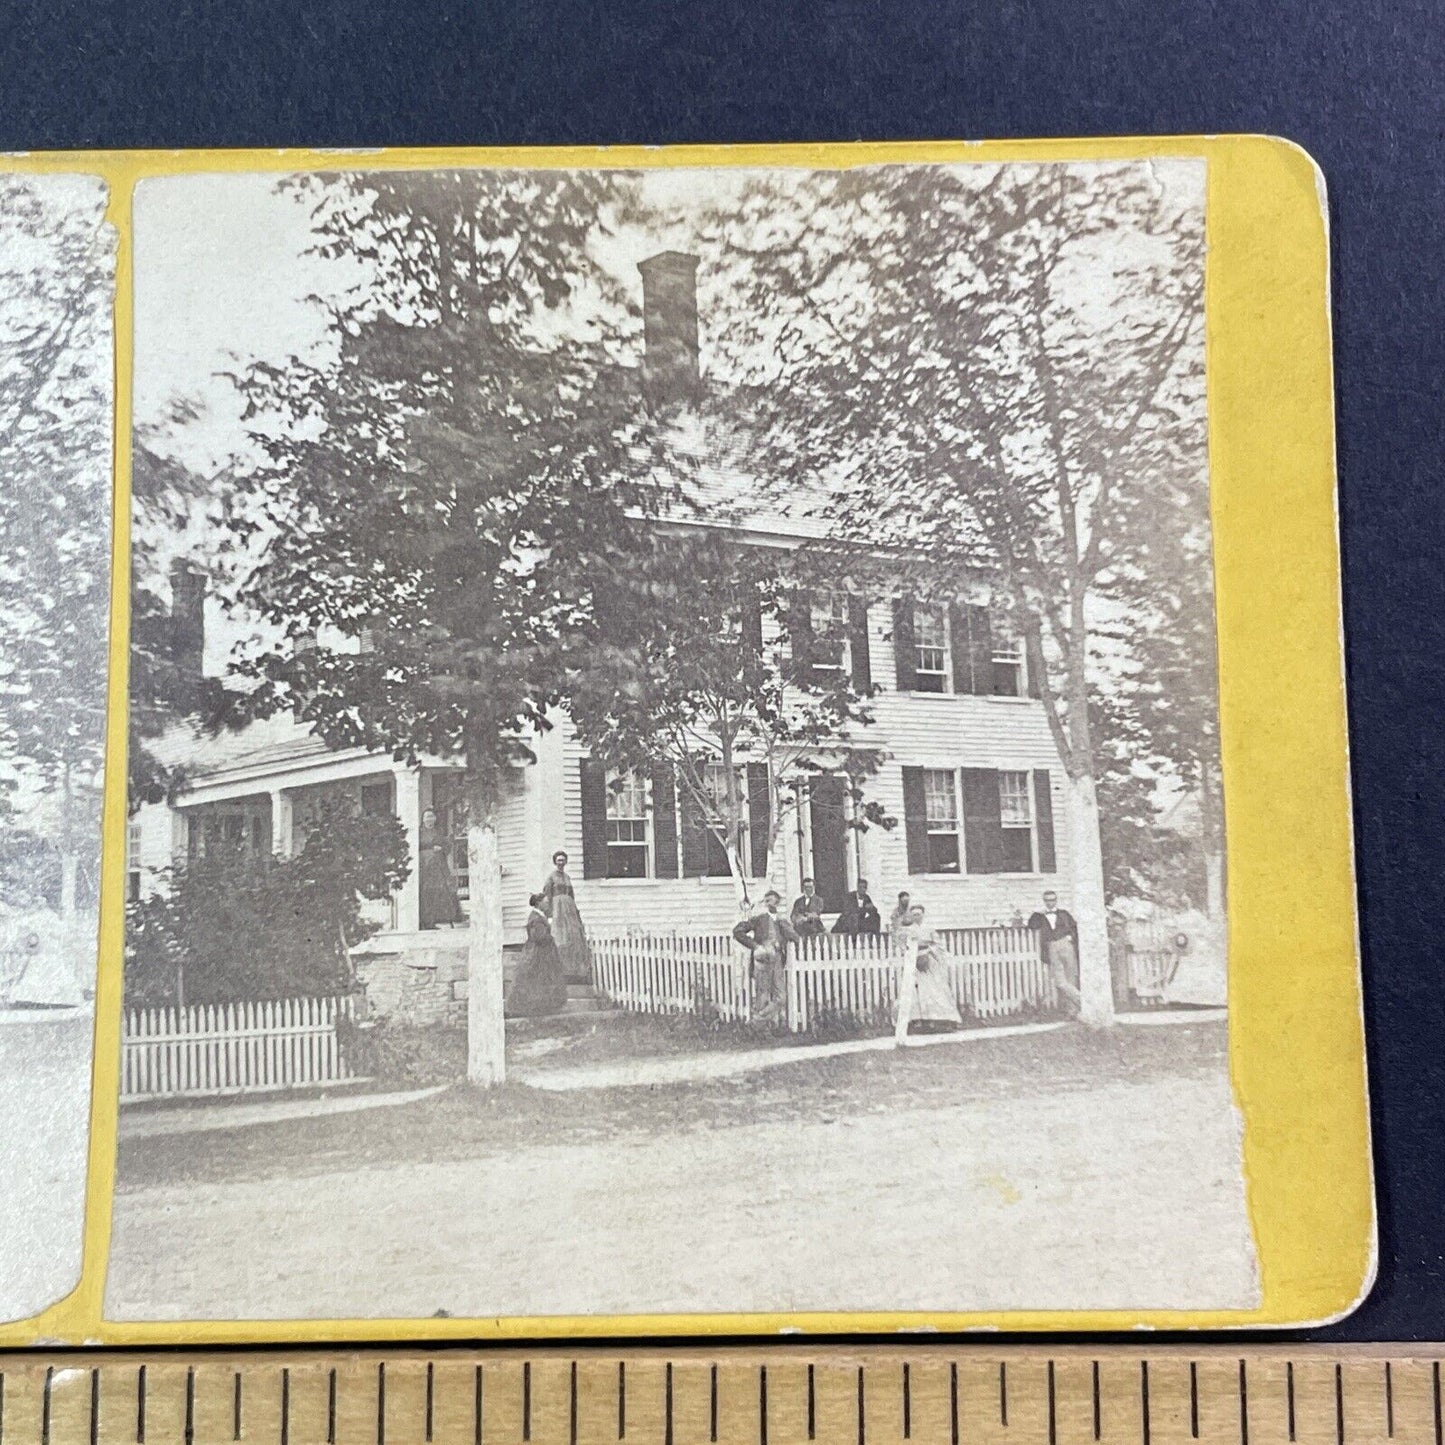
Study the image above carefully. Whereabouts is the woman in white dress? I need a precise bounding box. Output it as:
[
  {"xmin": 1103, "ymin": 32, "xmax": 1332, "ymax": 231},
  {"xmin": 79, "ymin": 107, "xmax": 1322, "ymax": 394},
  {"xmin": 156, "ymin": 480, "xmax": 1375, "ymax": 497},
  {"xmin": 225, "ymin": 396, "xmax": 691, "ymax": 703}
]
[{"xmin": 894, "ymin": 905, "xmax": 963, "ymax": 1042}]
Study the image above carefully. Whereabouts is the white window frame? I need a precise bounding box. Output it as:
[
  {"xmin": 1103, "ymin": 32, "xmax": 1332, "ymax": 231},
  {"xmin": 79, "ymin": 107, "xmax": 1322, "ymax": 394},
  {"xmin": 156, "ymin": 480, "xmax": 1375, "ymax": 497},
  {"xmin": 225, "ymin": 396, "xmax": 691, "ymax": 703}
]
[
  {"xmin": 606, "ymin": 769, "xmax": 653, "ymax": 880},
  {"xmin": 991, "ymin": 632, "xmax": 1026, "ymax": 697},
  {"xmin": 810, "ymin": 592, "xmax": 850, "ymax": 675},
  {"xmin": 997, "ymin": 768, "xmax": 1038, "ymax": 872},
  {"xmin": 913, "ymin": 605, "xmax": 950, "ymax": 692},
  {"xmin": 922, "ymin": 767, "xmax": 963, "ymax": 874},
  {"xmin": 126, "ymin": 819, "xmax": 143, "ymax": 903}
]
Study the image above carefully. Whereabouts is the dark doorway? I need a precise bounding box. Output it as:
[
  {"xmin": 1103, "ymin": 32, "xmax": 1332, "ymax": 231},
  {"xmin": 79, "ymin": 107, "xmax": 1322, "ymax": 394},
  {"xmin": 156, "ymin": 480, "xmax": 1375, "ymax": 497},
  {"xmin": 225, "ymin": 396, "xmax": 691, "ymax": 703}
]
[{"xmin": 808, "ymin": 776, "xmax": 850, "ymax": 913}]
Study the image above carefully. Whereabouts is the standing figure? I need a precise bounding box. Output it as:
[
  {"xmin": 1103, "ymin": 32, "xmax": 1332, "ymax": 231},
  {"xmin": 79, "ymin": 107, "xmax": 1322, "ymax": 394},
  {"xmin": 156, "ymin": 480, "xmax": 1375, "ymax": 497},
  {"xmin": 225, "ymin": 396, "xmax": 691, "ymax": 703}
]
[
  {"xmin": 733, "ymin": 890, "xmax": 801, "ymax": 1024},
  {"xmin": 833, "ymin": 879, "xmax": 882, "ymax": 937},
  {"xmin": 506, "ymin": 894, "xmax": 567, "ymax": 1017},
  {"xmin": 542, "ymin": 850, "xmax": 593, "ymax": 983},
  {"xmin": 888, "ymin": 891, "xmax": 914, "ymax": 950},
  {"xmin": 894, "ymin": 904, "xmax": 963, "ymax": 1041},
  {"xmin": 1027, "ymin": 889, "xmax": 1083, "ymax": 1017},
  {"xmin": 790, "ymin": 878, "xmax": 826, "ymax": 935},
  {"xmin": 418, "ymin": 806, "xmax": 463, "ymax": 929}
]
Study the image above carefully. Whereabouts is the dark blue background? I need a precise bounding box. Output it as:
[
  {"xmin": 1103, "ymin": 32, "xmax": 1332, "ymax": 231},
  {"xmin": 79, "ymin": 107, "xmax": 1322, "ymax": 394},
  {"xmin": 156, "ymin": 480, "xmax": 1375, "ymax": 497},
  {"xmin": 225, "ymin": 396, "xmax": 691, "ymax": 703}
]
[{"xmin": 4, "ymin": 0, "xmax": 1441, "ymax": 1341}]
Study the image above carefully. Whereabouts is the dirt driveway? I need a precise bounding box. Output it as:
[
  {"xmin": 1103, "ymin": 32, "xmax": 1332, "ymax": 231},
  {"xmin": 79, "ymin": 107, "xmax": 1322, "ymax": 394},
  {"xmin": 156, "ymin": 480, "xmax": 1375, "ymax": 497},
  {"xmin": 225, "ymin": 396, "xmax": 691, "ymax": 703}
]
[{"xmin": 107, "ymin": 1024, "xmax": 1258, "ymax": 1320}]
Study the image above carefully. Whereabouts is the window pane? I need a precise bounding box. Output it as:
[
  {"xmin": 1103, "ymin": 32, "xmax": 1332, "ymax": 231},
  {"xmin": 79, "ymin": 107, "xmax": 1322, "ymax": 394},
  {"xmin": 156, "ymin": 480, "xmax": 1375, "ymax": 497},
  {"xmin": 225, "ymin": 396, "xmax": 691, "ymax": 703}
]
[
  {"xmin": 999, "ymin": 771, "xmax": 1032, "ymax": 827},
  {"xmin": 607, "ymin": 843, "xmax": 649, "ymax": 879},
  {"xmin": 923, "ymin": 769, "xmax": 958, "ymax": 825},
  {"xmin": 811, "ymin": 594, "xmax": 847, "ymax": 670},
  {"xmin": 606, "ymin": 770, "xmax": 647, "ymax": 821},
  {"xmin": 927, "ymin": 833, "xmax": 961, "ymax": 873},
  {"xmin": 997, "ymin": 827, "xmax": 1033, "ymax": 872}
]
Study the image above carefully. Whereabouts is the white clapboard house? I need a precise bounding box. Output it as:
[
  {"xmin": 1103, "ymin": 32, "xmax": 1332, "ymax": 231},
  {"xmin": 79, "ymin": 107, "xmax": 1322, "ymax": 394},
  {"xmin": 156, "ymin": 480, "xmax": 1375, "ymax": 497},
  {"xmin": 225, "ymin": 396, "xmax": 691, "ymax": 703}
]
[{"xmin": 127, "ymin": 251, "xmax": 1076, "ymax": 1023}]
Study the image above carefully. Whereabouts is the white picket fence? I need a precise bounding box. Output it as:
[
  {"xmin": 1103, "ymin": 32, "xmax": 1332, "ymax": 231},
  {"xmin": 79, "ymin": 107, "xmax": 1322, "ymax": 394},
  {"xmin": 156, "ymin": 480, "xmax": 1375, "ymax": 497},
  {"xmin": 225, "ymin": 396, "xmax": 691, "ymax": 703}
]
[
  {"xmin": 121, "ymin": 995, "xmax": 358, "ymax": 1102},
  {"xmin": 591, "ymin": 927, "xmax": 1054, "ymax": 1033}
]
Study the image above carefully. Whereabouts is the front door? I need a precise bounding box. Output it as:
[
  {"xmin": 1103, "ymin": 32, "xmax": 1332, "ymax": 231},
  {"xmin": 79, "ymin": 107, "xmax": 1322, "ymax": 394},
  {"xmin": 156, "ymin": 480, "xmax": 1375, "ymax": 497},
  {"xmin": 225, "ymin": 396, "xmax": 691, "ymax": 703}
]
[{"xmin": 808, "ymin": 776, "xmax": 850, "ymax": 913}]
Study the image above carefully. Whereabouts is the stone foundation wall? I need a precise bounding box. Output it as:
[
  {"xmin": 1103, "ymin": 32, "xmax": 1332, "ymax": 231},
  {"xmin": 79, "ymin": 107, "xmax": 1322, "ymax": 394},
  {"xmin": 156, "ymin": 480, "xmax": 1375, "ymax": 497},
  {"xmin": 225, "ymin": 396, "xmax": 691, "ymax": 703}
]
[{"xmin": 354, "ymin": 945, "xmax": 519, "ymax": 1027}]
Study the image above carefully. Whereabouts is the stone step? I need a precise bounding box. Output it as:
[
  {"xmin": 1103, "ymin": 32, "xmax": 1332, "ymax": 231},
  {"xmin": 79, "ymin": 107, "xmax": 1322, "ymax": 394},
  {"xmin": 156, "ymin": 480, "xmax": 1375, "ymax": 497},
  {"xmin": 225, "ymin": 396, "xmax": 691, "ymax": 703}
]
[{"xmin": 561, "ymin": 995, "xmax": 614, "ymax": 1015}]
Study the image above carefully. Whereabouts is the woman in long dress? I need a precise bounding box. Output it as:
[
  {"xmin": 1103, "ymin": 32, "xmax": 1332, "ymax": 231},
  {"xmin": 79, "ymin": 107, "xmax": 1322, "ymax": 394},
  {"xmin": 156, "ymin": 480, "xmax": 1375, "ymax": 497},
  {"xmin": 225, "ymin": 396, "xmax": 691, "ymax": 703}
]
[
  {"xmin": 541, "ymin": 850, "xmax": 592, "ymax": 983},
  {"xmin": 418, "ymin": 806, "xmax": 463, "ymax": 929},
  {"xmin": 895, "ymin": 905, "xmax": 963, "ymax": 1041},
  {"xmin": 506, "ymin": 894, "xmax": 567, "ymax": 1017}
]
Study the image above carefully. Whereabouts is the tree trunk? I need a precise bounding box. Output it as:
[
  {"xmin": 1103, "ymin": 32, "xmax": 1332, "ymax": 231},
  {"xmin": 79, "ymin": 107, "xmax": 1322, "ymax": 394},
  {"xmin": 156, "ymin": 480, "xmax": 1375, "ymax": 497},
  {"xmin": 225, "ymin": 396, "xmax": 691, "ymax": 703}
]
[
  {"xmin": 1063, "ymin": 770, "xmax": 1115, "ymax": 1027},
  {"xmin": 465, "ymin": 808, "xmax": 507, "ymax": 1086}
]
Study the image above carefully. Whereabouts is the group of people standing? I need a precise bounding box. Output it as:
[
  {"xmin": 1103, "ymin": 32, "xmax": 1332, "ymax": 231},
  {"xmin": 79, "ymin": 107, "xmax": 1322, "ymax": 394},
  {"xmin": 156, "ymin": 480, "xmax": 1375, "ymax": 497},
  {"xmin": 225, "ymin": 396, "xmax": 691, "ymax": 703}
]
[{"xmin": 733, "ymin": 881, "xmax": 1083, "ymax": 1033}]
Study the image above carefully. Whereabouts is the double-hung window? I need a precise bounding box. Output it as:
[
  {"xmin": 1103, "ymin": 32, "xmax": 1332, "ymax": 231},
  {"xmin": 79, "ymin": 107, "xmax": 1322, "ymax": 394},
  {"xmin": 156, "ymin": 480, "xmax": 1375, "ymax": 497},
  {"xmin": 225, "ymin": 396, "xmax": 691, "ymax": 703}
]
[
  {"xmin": 923, "ymin": 768, "xmax": 962, "ymax": 873},
  {"xmin": 606, "ymin": 770, "xmax": 651, "ymax": 879},
  {"xmin": 997, "ymin": 769, "xmax": 1035, "ymax": 871},
  {"xmin": 914, "ymin": 606, "xmax": 948, "ymax": 692},
  {"xmin": 992, "ymin": 632, "xmax": 1026, "ymax": 696},
  {"xmin": 810, "ymin": 593, "xmax": 849, "ymax": 674},
  {"xmin": 126, "ymin": 819, "xmax": 143, "ymax": 903}
]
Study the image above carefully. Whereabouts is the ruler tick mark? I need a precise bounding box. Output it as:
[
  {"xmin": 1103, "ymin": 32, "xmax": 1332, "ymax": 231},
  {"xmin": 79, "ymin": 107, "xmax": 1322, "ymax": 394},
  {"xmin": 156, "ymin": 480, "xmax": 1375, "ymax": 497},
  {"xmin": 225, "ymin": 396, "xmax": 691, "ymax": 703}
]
[
  {"xmin": 523, "ymin": 1362, "xmax": 532, "ymax": 1443},
  {"xmin": 377, "ymin": 1362, "xmax": 386, "ymax": 1445},
  {"xmin": 137, "ymin": 1365, "xmax": 147, "ymax": 1445},
  {"xmin": 760, "ymin": 1366, "xmax": 769, "ymax": 1445},
  {"xmin": 1092, "ymin": 1361, "xmax": 1101, "ymax": 1441},
  {"xmin": 328, "ymin": 1370, "xmax": 337, "ymax": 1445},
  {"xmin": 950, "ymin": 1363, "xmax": 959, "ymax": 1445},
  {"xmin": 233, "ymin": 1371, "xmax": 242, "ymax": 1441},
  {"xmin": 1433, "ymin": 1362, "xmax": 1442, "ymax": 1445},
  {"xmin": 1141, "ymin": 1361, "xmax": 1151, "ymax": 1445},
  {"xmin": 42, "ymin": 1366, "xmax": 53, "ymax": 1445},
  {"xmin": 618, "ymin": 1362, "xmax": 626, "ymax": 1440},
  {"xmin": 279, "ymin": 1370, "xmax": 289, "ymax": 1445},
  {"xmin": 1386, "ymin": 1362, "xmax": 1395, "ymax": 1437},
  {"xmin": 808, "ymin": 1365, "xmax": 816, "ymax": 1442},
  {"xmin": 999, "ymin": 1363, "xmax": 1008, "ymax": 1428},
  {"xmin": 572, "ymin": 1363, "xmax": 580, "ymax": 1445},
  {"xmin": 710, "ymin": 1365, "xmax": 718, "ymax": 1444},
  {"xmin": 1190, "ymin": 1362, "xmax": 1200, "ymax": 1439},
  {"xmin": 475, "ymin": 1365, "xmax": 484, "ymax": 1445},
  {"xmin": 1287, "ymin": 1362, "xmax": 1296, "ymax": 1441},
  {"xmin": 426, "ymin": 1362, "xmax": 435, "ymax": 1443},
  {"xmin": 1239, "ymin": 1359, "xmax": 1249, "ymax": 1445},
  {"xmin": 89, "ymin": 1368, "xmax": 99, "ymax": 1445},
  {"xmin": 664, "ymin": 1363, "xmax": 672, "ymax": 1445},
  {"xmin": 186, "ymin": 1369, "xmax": 197, "ymax": 1445},
  {"xmin": 857, "ymin": 1366, "xmax": 866, "ymax": 1445},
  {"xmin": 903, "ymin": 1364, "xmax": 911, "ymax": 1440},
  {"xmin": 1047, "ymin": 1363, "xmax": 1056, "ymax": 1445},
  {"xmin": 1336, "ymin": 1364, "xmax": 1345, "ymax": 1445}
]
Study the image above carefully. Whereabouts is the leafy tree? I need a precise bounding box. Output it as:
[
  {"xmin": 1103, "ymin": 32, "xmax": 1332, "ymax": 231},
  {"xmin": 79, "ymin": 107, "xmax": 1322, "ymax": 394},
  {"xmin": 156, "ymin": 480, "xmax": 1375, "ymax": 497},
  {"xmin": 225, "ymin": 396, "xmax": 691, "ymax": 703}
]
[
  {"xmin": 567, "ymin": 527, "xmax": 888, "ymax": 904},
  {"xmin": 0, "ymin": 174, "xmax": 115, "ymax": 917},
  {"xmin": 696, "ymin": 161, "xmax": 1209, "ymax": 1024},
  {"xmin": 125, "ymin": 789, "xmax": 409, "ymax": 1008},
  {"xmin": 208, "ymin": 169, "xmax": 653, "ymax": 1083}
]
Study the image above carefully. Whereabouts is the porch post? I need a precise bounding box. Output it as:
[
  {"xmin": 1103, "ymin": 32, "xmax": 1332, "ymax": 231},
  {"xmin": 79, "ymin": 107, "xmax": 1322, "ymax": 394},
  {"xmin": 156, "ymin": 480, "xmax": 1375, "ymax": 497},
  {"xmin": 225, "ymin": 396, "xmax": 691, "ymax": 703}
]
[
  {"xmin": 270, "ymin": 788, "xmax": 293, "ymax": 857},
  {"xmin": 395, "ymin": 766, "xmax": 422, "ymax": 933}
]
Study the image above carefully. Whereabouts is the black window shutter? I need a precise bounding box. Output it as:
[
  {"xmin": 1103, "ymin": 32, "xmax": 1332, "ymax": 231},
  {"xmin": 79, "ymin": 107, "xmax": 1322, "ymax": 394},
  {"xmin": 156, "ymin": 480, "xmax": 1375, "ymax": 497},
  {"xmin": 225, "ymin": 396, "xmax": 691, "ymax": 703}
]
[
  {"xmin": 950, "ymin": 603, "xmax": 994, "ymax": 695},
  {"xmin": 787, "ymin": 589, "xmax": 816, "ymax": 686},
  {"xmin": 746, "ymin": 761, "xmax": 770, "ymax": 877},
  {"xmin": 848, "ymin": 595, "xmax": 872, "ymax": 692},
  {"xmin": 740, "ymin": 582, "xmax": 764, "ymax": 658},
  {"xmin": 651, "ymin": 763, "xmax": 679, "ymax": 879},
  {"xmin": 680, "ymin": 784, "xmax": 712, "ymax": 878},
  {"xmin": 892, "ymin": 596, "xmax": 917, "ymax": 691},
  {"xmin": 961, "ymin": 767, "xmax": 1003, "ymax": 873},
  {"xmin": 901, "ymin": 766, "xmax": 929, "ymax": 874},
  {"xmin": 579, "ymin": 759, "xmax": 609, "ymax": 879},
  {"xmin": 1033, "ymin": 769, "xmax": 1057, "ymax": 872}
]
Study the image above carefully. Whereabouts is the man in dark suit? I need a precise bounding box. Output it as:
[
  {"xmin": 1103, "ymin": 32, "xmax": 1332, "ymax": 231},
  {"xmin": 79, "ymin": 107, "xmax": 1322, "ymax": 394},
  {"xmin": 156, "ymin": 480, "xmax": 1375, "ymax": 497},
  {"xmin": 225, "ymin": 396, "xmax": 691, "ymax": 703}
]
[
  {"xmin": 790, "ymin": 877, "xmax": 826, "ymax": 934},
  {"xmin": 734, "ymin": 890, "xmax": 801, "ymax": 1021},
  {"xmin": 833, "ymin": 879, "xmax": 882, "ymax": 937},
  {"xmin": 1027, "ymin": 889, "xmax": 1082, "ymax": 1017}
]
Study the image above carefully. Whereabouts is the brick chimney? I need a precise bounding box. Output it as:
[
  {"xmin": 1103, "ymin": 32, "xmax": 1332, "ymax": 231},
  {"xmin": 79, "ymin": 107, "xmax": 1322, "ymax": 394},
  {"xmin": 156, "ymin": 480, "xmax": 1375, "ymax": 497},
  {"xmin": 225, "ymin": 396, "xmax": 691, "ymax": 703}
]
[
  {"xmin": 169, "ymin": 560, "xmax": 206, "ymax": 679},
  {"xmin": 638, "ymin": 251, "xmax": 701, "ymax": 406}
]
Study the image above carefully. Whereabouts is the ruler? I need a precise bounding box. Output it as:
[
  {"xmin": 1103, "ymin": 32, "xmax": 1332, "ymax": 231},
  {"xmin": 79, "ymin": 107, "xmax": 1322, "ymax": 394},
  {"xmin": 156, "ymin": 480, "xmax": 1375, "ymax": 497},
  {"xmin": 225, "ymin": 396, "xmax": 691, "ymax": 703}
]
[{"xmin": 0, "ymin": 1348, "xmax": 1434, "ymax": 1445}]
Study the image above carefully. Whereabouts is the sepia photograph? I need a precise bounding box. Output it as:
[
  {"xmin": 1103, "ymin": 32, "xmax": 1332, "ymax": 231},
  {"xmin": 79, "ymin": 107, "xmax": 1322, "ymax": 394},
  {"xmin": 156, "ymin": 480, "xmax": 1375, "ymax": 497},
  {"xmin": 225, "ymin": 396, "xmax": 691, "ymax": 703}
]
[
  {"xmin": 107, "ymin": 159, "xmax": 1251, "ymax": 1321},
  {"xmin": 0, "ymin": 171, "xmax": 114, "ymax": 1322}
]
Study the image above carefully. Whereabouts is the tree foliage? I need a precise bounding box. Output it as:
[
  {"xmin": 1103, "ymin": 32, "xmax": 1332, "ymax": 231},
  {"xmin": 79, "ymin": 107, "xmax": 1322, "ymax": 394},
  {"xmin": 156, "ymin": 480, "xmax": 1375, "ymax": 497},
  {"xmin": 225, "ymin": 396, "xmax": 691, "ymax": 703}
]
[{"xmin": 124, "ymin": 790, "xmax": 409, "ymax": 1007}]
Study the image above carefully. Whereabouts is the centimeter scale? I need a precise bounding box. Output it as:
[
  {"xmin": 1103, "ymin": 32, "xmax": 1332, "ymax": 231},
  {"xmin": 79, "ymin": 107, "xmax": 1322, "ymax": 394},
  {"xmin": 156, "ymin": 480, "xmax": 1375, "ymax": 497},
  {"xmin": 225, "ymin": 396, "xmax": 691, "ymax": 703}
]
[{"xmin": 0, "ymin": 1349, "xmax": 1435, "ymax": 1445}]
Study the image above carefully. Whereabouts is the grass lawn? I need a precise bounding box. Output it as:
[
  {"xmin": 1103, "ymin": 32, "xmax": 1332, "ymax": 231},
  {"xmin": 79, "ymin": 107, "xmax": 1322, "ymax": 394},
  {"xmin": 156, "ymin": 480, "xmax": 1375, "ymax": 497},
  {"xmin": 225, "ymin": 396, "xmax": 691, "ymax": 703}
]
[{"xmin": 107, "ymin": 1019, "xmax": 1258, "ymax": 1320}]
